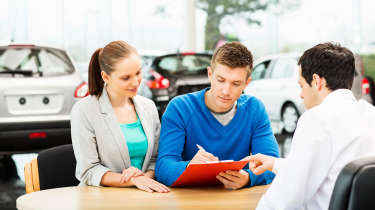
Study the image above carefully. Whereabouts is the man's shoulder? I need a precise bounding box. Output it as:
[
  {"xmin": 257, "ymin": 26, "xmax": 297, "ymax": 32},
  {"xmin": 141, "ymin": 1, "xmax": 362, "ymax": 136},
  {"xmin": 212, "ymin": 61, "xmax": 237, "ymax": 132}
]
[
  {"xmin": 163, "ymin": 90, "xmax": 204, "ymax": 123},
  {"xmin": 301, "ymin": 98, "xmax": 375, "ymax": 127},
  {"xmin": 168, "ymin": 90, "xmax": 202, "ymax": 108},
  {"xmin": 238, "ymin": 94, "xmax": 265, "ymax": 110},
  {"xmin": 297, "ymin": 106, "xmax": 323, "ymax": 127}
]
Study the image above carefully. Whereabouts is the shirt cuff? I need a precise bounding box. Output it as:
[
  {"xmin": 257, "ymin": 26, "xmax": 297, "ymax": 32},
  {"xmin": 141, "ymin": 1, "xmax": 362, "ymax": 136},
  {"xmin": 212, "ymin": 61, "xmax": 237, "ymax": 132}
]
[
  {"xmin": 272, "ymin": 158, "xmax": 286, "ymax": 175},
  {"xmin": 147, "ymin": 161, "xmax": 156, "ymax": 171}
]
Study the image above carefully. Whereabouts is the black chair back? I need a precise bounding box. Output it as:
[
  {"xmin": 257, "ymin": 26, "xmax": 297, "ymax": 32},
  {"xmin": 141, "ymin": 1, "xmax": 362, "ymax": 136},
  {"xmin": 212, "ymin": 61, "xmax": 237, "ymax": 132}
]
[
  {"xmin": 328, "ymin": 156, "xmax": 375, "ymax": 210},
  {"xmin": 37, "ymin": 144, "xmax": 79, "ymax": 190}
]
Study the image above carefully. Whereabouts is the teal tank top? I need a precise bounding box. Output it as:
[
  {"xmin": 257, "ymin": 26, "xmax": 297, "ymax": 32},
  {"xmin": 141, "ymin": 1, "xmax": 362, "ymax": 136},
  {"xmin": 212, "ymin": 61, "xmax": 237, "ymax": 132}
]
[{"xmin": 120, "ymin": 117, "xmax": 148, "ymax": 170}]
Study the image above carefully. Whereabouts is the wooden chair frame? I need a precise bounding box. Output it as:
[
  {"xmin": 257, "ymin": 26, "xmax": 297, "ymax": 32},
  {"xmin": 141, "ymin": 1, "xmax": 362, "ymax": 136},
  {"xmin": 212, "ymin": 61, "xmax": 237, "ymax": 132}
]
[{"xmin": 24, "ymin": 158, "xmax": 40, "ymax": 193}]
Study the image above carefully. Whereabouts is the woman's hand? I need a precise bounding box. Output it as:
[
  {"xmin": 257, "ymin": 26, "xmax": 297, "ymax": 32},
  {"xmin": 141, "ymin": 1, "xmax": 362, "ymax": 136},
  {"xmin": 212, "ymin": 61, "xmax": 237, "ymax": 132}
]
[
  {"xmin": 131, "ymin": 175, "xmax": 170, "ymax": 193},
  {"xmin": 144, "ymin": 170, "xmax": 155, "ymax": 179},
  {"xmin": 120, "ymin": 167, "xmax": 144, "ymax": 184}
]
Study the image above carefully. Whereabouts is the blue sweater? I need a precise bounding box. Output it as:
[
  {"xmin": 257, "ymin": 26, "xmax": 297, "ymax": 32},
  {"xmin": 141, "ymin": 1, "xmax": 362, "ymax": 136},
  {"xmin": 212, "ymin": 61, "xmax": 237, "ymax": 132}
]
[{"xmin": 155, "ymin": 89, "xmax": 280, "ymax": 187}]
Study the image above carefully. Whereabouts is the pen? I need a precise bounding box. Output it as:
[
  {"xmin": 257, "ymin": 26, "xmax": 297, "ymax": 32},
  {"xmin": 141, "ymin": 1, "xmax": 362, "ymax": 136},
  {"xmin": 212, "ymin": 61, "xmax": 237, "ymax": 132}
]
[
  {"xmin": 196, "ymin": 144, "xmax": 206, "ymax": 152},
  {"xmin": 196, "ymin": 144, "xmax": 221, "ymax": 163}
]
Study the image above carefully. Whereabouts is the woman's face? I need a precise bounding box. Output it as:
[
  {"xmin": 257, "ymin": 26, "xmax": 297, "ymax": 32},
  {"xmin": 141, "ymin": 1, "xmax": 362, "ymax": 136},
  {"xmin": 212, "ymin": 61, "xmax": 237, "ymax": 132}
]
[{"xmin": 102, "ymin": 53, "xmax": 143, "ymax": 98}]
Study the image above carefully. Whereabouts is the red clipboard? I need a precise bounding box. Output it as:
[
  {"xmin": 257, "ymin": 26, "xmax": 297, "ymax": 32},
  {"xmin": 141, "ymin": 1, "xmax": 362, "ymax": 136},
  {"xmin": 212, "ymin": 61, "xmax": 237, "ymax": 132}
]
[{"xmin": 172, "ymin": 160, "xmax": 249, "ymax": 187}]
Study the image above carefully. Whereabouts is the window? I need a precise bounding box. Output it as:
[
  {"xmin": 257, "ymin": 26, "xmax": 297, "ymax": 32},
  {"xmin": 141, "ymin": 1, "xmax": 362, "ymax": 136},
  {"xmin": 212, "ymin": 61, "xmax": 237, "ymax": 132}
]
[
  {"xmin": 251, "ymin": 60, "xmax": 270, "ymax": 80},
  {"xmin": 270, "ymin": 58, "xmax": 298, "ymax": 79},
  {"xmin": 0, "ymin": 47, "xmax": 74, "ymax": 77},
  {"xmin": 157, "ymin": 54, "xmax": 211, "ymax": 75}
]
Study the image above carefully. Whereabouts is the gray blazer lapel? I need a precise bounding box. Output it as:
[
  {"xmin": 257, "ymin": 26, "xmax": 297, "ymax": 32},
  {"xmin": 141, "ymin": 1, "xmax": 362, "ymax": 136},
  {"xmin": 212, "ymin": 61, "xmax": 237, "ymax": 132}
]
[
  {"xmin": 133, "ymin": 96, "xmax": 154, "ymax": 172},
  {"xmin": 98, "ymin": 88, "xmax": 131, "ymax": 169}
]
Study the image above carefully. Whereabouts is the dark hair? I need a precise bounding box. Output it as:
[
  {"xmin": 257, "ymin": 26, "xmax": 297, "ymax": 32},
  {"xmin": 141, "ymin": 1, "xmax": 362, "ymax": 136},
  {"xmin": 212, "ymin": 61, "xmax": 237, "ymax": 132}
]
[
  {"xmin": 298, "ymin": 42, "xmax": 355, "ymax": 90},
  {"xmin": 88, "ymin": 40, "xmax": 137, "ymax": 97},
  {"xmin": 211, "ymin": 42, "xmax": 253, "ymax": 78}
]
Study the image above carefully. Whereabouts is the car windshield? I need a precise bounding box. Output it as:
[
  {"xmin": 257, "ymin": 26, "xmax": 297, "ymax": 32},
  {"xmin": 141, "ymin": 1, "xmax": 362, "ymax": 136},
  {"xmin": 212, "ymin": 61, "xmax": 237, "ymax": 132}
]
[
  {"xmin": 156, "ymin": 54, "xmax": 211, "ymax": 75},
  {"xmin": 141, "ymin": 55, "xmax": 156, "ymax": 68},
  {"xmin": 0, "ymin": 47, "xmax": 74, "ymax": 77}
]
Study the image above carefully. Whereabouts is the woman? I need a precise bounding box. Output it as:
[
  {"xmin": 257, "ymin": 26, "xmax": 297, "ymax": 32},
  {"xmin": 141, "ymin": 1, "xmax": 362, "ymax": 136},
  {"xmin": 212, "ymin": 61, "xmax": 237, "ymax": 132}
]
[{"xmin": 71, "ymin": 40, "xmax": 169, "ymax": 193}]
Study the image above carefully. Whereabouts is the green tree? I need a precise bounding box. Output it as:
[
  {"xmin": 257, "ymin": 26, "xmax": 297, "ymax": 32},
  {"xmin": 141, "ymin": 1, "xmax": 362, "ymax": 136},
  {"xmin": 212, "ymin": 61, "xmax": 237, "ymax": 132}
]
[{"xmin": 197, "ymin": 0, "xmax": 298, "ymax": 51}]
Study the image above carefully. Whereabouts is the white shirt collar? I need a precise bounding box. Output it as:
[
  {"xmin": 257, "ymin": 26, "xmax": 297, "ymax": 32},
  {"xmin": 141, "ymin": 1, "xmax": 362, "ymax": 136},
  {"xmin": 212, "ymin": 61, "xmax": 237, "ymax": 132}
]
[{"xmin": 321, "ymin": 89, "xmax": 356, "ymax": 106}]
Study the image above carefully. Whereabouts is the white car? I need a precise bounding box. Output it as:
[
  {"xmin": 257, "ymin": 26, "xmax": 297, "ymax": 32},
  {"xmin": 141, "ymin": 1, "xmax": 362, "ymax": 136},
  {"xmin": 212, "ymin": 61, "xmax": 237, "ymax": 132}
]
[
  {"xmin": 0, "ymin": 43, "xmax": 88, "ymax": 154},
  {"xmin": 244, "ymin": 53, "xmax": 373, "ymax": 135}
]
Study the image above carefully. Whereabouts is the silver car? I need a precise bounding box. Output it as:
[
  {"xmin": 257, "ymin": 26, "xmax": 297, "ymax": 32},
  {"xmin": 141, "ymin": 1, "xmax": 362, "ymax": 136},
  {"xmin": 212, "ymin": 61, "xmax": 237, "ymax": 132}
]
[
  {"xmin": 0, "ymin": 44, "xmax": 88, "ymax": 153},
  {"xmin": 244, "ymin": 53, "xmax": 373, "ymax": 135}
]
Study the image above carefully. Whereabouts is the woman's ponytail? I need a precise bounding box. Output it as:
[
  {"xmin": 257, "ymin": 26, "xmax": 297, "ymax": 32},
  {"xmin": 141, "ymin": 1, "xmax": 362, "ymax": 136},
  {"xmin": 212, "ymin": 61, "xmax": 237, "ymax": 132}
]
[{"xmin": 88, "ymin": 48, "xmax": 104, "ymax": 97}]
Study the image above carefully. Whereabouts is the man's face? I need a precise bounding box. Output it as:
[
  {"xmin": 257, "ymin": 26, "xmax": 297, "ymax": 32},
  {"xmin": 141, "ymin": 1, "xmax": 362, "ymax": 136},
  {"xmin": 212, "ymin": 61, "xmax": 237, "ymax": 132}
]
[
  {"xmin": 207, "ymin": 63, "xmax": 251, "ymax": 112},
  {"xmin": 298, "ymin": 66, "xmax": 320, "ymax": 109}
]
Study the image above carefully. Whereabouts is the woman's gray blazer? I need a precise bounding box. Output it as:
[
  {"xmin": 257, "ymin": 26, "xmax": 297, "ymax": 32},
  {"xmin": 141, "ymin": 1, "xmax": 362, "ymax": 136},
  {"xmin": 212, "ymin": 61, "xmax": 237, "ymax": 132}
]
[{"xmin": 70, "ymin": 88, "xmax": 160, "ymax": 187}]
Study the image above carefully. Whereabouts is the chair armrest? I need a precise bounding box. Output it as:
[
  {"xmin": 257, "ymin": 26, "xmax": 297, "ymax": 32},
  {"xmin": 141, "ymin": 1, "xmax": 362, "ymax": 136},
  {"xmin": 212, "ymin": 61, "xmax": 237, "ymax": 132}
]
[
  {"xmin": 31, "ymin": 158, "xmax": 40, "ymax": 192},
  {"xmin": 24, "ymin": 158, "xmax": 41, "ymax": 194},
  {"xmin": 24, "ymin": 161, "xmax": 34, "ymax": 194}
]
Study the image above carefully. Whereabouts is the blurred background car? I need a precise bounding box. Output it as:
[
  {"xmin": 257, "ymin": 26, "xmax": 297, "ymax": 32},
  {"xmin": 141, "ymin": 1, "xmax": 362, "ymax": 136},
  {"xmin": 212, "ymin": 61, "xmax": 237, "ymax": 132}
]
[
  {"xmin": 140, "ymin": 52, "xmax": 212, "ymax": 116},
  {"xmin": 74, "ymin": 61, "xmax": 89, "ymax": 82},
  {"xmin": 139, "ymin": 49, "xmax": 166, "ymax": 67},
  {"xmin": 365, "ymin": 75, "xmax": 375, "ymax": 103},
  {"xmin": 138, "ymin": 49, "xmax": 166, "ymax": 99},
  {"xmin": 244, "ymin": 53, "xmax": 374, "ymax": 135},
  {"xmin": 0, "ymin": 43, "xmax": 88, "ymax": 153}
]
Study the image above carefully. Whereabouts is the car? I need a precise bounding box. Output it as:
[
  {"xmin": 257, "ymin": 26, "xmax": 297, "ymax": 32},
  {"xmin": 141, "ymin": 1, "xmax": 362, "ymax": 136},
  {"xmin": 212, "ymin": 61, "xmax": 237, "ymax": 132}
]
[
  {"xmin": 139, "ymin": 49, "xmax": 166, "ymax": 68},
  {"xmin": 364, "ymin": 75, "xmax": 375, "ymax": 104},
  {"xmin": 74, "ymin": 61, "xmax": 89, "ymax": 82},
  {"xmin": 0, "ymin": 43, "xmax": 88, "ymax": 154},
  {"xmin": 137, "ymin": 50, "xmax": 166, "ymax": 100},
  {"xmin": 244, "ymin": 53, "xmax": 373, "ymax": 135},
  {"xmin": 140, "ymin": 52, "xmax": 212, "ymax": 116}
]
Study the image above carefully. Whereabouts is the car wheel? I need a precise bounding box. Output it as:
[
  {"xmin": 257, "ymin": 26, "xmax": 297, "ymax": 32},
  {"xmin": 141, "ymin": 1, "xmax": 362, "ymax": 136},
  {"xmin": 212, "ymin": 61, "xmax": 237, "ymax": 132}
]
[{"xmin": 281, "ymin": 103, "xmax": 300, "ymax": 134}]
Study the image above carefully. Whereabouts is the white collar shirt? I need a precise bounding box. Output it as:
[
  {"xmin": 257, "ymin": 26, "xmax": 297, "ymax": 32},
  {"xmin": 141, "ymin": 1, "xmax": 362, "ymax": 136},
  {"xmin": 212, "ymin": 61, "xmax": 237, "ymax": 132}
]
[{"xmin": 256, "ymin": 89, "xmax": 375, "ymax": 210}]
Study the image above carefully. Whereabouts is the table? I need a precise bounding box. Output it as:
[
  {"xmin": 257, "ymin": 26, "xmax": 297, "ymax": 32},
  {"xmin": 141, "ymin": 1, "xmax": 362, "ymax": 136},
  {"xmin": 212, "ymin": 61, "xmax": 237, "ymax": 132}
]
[{"xmin": 17, "ymin": 185, "xmax": 269, "ymax": 210}]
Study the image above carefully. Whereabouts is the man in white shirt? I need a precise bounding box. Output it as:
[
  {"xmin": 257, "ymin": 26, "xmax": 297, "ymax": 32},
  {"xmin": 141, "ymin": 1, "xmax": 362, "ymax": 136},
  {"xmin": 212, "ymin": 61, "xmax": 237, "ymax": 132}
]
[{"xmin": 247, "ymin": 42, "xmax": 375, "ymax": 210}]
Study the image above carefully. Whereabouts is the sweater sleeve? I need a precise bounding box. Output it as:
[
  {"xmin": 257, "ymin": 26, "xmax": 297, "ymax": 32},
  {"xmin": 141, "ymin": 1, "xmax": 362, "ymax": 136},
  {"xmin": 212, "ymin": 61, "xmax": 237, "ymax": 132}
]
[
  {"xmin": 247, "ymin": 99, "xmax": 280, "ymax": 187},
  {"xmin": 155, "ymin": 98, "xmax": 189, "ymax": 186}
]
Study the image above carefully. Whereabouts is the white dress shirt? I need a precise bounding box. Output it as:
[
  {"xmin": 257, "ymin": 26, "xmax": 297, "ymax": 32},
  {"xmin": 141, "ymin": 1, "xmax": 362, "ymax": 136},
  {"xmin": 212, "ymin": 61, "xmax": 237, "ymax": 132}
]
[{"xmin": 256, "ymin": 89, "xmax": 375, "ymax": 210}]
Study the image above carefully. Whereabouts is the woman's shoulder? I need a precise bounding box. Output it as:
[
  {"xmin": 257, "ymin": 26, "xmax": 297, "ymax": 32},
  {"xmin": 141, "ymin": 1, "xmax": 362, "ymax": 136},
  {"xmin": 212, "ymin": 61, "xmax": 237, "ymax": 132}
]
[
  {"xmin": 71, "ymin": 95, "xmax": 99, "ymax": 115},
  {"xmin": 134, "ymin": 95, "xmax": 156, "ymax": 108}
]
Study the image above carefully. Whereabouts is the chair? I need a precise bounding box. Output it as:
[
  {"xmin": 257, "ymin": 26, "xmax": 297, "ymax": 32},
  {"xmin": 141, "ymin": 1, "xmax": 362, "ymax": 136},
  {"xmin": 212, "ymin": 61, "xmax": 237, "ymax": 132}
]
[
  {"xmin": 328, "ymin": 156, "xmax": 375, "ymax": 210},
  {"xmin": 24, "ymin": 144, "xmax": 79, "ymax": 193}
]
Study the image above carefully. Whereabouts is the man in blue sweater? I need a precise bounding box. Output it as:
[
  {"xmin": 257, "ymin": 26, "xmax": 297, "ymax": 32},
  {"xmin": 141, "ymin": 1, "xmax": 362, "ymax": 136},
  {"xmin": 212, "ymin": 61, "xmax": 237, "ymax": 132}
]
[{"xmin": 155, "ymin": 42, "xmax": 280, "ymax": 189}]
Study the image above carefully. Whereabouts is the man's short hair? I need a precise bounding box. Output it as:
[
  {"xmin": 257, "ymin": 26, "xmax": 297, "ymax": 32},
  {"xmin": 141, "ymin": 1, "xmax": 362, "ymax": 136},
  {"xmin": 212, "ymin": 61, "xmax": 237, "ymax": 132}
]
[
  {"xmin": 298, "ymin": 42, "xmax": 355, "ymax": 90},
  {"xmin": 211, "ymin": 42, "xmax": 253, "ymax": 78}
]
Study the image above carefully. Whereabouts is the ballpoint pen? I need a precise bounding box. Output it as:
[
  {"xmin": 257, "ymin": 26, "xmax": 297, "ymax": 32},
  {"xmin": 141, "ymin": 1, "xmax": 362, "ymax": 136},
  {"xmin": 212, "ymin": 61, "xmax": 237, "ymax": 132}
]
[{"xmin": 196, "ymin": 144, "xmax": 206, "ymax": 152}]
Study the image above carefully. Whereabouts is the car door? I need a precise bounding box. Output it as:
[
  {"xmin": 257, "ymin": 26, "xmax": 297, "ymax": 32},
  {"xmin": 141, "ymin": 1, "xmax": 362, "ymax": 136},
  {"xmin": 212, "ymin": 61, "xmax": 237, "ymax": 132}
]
[
  {"xmin": 262, "ymin": 58, "xmax": 300, "ymax": 120},
  {"xmin": 245, "ymin": 58, "xmax": 300, "ymax": 120},
  {"xmin": 244, "ymin": 59, "xmax": 273, "ymax": 112}
]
